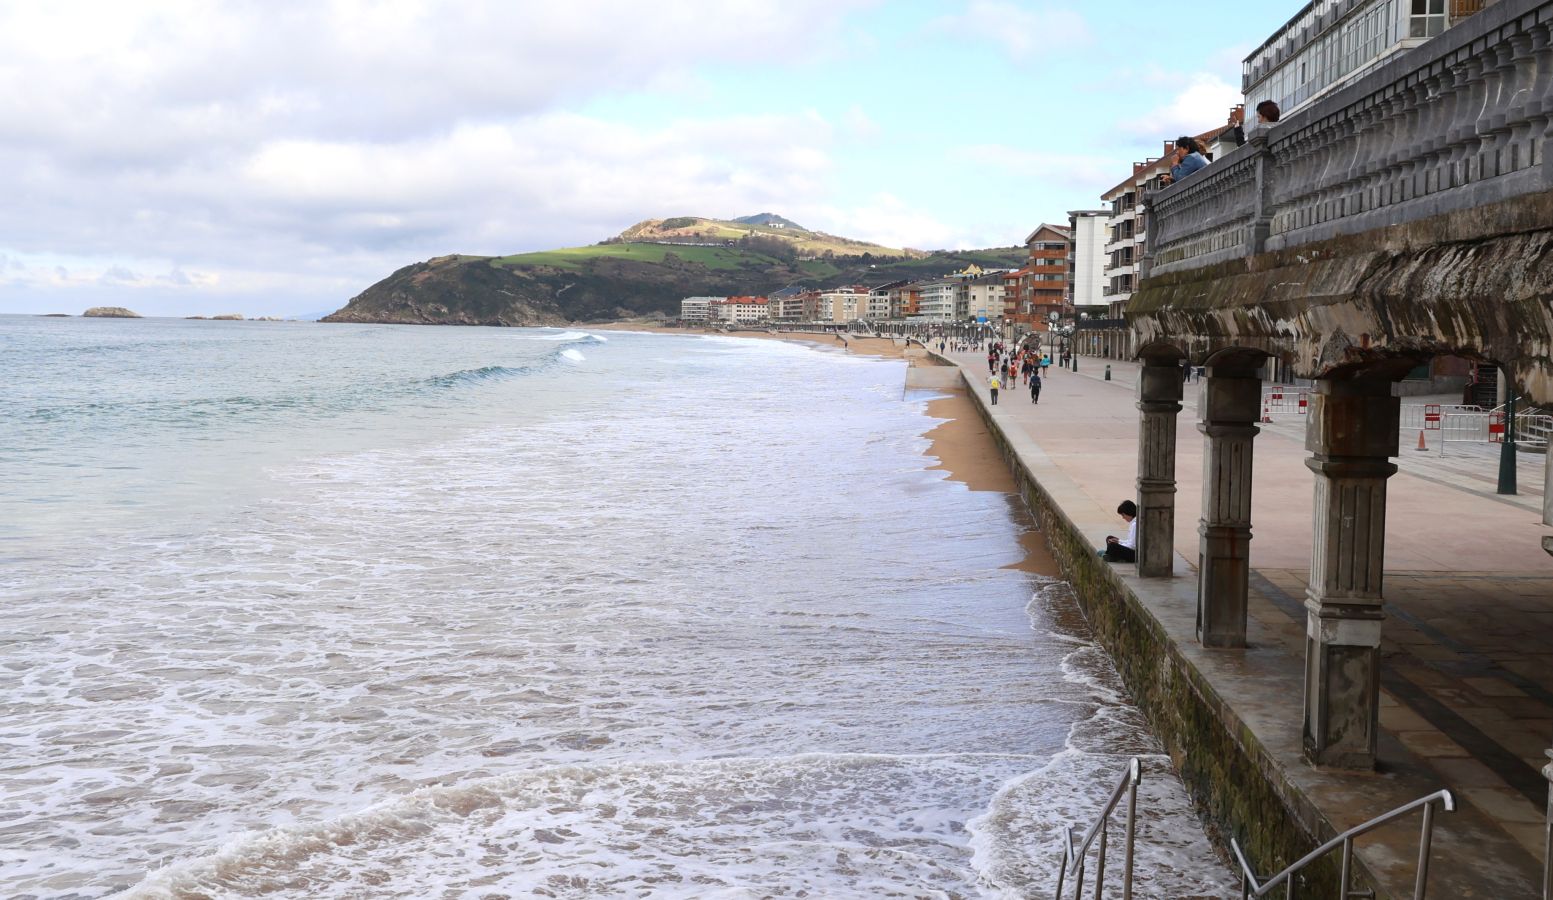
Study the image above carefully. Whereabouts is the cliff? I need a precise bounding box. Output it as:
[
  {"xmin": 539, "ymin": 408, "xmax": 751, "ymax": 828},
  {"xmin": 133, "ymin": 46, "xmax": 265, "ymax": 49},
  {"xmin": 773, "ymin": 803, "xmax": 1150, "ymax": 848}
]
[
  {"xmin": 323, "ymin": 218, "xmax": 1028, "ymax": 326},
  {"xmin": 322, "ymin": 256, "xmax": 568, "ymax": 326}
]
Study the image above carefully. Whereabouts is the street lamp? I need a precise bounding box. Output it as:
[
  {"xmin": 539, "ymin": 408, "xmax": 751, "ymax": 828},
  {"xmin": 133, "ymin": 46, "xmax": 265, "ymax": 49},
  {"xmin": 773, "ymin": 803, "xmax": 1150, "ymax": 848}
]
[{"xmin": 1498, "ymin": 389, "xmax": 1518, "ymax": 494}]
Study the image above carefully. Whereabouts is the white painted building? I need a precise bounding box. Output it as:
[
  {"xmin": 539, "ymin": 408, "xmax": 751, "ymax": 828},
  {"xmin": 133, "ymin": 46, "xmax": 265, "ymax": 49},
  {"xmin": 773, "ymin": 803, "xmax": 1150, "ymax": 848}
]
[
  {"xmin": 1066, "ymin": 209, "xmax": 1111, "ymax": 315},
  {"xmin": 709, "ymin": 296, "xmax": 770, "ymax": 324},
  {"xmin": 913, "ymin": 279, "xmax": 959, "ymax": 322},
  {"xmin": 1243, "ymin": 0, "xmax": 1498, "ymax": 123},
  {"xmin": 680, "ymin": 296, "xmax": 716, "ymax": 322}
]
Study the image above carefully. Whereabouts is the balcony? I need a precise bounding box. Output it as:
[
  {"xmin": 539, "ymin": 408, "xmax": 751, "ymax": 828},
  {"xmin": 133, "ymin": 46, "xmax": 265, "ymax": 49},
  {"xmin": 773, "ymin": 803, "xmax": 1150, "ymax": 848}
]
[{"xmin": 1146, "ymin": 0, "xmax": 1549, "ymax": 280}]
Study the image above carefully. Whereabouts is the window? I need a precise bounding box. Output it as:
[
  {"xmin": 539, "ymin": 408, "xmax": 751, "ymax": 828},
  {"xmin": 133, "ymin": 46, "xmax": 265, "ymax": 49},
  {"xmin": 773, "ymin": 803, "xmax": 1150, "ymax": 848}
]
[{"xmin": 1411, "ymin": 0, "xmax": 1445, "ymax": 36}]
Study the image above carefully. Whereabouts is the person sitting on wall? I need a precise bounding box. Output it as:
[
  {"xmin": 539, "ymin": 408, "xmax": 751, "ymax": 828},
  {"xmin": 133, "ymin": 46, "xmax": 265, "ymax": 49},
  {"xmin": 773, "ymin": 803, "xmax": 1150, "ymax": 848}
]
[{"xmin": 1099, "ymin": 500, "xmax": 1138, "ymax": 563}]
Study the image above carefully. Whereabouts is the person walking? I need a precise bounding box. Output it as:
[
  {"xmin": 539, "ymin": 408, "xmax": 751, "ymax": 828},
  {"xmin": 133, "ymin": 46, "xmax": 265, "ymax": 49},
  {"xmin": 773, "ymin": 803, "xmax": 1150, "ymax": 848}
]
[
  {"xmin": 988, "ymin": 372, "xmax": 1001, "ymax": 405},
  {"xmin": 1029, "ymin": 371, "xmax": 1042, "ymax": 404}
]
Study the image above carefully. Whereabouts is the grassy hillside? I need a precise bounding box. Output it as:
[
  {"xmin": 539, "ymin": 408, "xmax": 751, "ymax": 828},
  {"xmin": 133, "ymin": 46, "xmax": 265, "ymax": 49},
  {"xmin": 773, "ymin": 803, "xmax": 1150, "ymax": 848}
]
[
  {"xmin": 616, "ymin": 216, "xmax": 912, "ymax": 259},
  {"xmin": 325, "ymin": 215, "xmax": 1030, "ymax": 326},
  {"xmin": 492, "ymin": 243, "xmax": 784, "ymax": 271}
]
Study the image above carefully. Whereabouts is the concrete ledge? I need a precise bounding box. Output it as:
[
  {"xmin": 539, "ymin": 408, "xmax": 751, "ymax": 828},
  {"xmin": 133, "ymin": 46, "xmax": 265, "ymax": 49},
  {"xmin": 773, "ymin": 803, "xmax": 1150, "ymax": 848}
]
[{"xmin": 951, "ymin": 367, "xmax": 1540, "ymax": 898}]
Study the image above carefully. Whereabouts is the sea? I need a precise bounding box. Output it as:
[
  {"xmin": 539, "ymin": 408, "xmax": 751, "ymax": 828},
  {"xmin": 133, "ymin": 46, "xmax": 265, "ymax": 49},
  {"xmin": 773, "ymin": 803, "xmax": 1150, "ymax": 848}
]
[{"xmin": 0, "ymin": 314, "xmax": 1235, "ymax": 899}]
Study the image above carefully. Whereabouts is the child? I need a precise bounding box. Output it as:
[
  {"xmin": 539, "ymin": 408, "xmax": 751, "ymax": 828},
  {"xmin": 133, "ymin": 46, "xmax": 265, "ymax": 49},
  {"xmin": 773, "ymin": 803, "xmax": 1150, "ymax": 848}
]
[{"xmin": 1100, "ymin": 500, "xmax": 1137, "ymax": 562}]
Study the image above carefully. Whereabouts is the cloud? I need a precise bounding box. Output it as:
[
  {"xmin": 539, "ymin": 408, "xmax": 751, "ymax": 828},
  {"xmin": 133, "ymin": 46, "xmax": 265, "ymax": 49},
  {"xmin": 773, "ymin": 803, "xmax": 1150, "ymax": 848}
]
[
  {"xmin": 1129, "ymin": 73, "xmax": 1243, "ymax": 138},
  {"xmin": 952, "ymin": 145, "xmax": 1131, "ymax": 196},
  {"xmin": 932, "ymin": 2, "xmax": 1091, "ymax": 59},
  {"xmin": 0, "ymin": 1, "xmax": 874, "ymax": 315}
]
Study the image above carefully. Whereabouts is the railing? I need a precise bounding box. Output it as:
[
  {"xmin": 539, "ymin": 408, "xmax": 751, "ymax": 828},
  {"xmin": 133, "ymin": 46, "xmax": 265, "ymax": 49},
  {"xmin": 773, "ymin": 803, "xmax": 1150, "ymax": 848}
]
[
  {"xmin": 1147, "ymin": 0, "xmax": 1553, "ymax": 277},
  {"xmin": 1231, "ymin": 789, "xmax": 1455, "ymax": 899},
  {"xmin": 1054, "ymin": 758, "xmax": 1141, "ymax": 900}
]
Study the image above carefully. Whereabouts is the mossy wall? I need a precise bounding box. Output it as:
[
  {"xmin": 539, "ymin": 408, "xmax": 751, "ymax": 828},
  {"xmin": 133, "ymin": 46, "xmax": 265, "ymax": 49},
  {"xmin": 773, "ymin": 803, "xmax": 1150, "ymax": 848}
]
[{"xmin": 958, "ymin": 372, "xmax": 1358, "ymax": 897}]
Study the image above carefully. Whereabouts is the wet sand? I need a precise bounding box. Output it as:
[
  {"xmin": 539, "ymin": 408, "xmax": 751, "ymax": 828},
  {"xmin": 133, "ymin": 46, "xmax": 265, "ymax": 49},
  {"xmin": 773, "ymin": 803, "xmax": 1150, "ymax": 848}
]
[{"xmin": 590, "ymin": 322, "xmax": 1058, "ymax": 576}]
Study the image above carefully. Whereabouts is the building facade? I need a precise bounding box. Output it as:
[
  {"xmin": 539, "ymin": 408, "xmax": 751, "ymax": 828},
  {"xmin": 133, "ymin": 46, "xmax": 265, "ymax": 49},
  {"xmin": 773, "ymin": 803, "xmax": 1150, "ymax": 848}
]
[
  {"xmin": 1019, "ymin": 223, "xmax": 1072, "ymax": 330},
  {"xmin": 1066, "ymin": 209, "xmax": 1112, "ymax": 317},
  {"xmin": 1243, "ymin": 0, "xmax": 1499, "ymax": 122},
  {"xmin": 913, "ymin": 279, "xmax": 959, "ymax": 321},
  {"xmin": 680, "ymin": 296, "xmax": 715, "ymax": 322},
  {"xmin": 708, "ymin": 296, "xmax": 769, "ymax": 324}
]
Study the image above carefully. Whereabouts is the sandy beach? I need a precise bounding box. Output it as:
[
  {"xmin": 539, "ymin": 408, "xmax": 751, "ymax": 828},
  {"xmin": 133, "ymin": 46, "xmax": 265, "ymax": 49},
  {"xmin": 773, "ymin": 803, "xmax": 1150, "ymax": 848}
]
[{"xmin": 591, "ymin": 322, "xmax": 1059, "ymax": 576}]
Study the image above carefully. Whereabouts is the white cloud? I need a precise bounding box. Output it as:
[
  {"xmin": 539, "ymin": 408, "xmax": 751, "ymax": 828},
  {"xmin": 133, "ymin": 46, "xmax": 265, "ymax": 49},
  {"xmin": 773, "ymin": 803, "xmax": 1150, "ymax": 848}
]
[
  {"xmin": 1129, "ymin": 73, "xmax": 1243, "ymax": 138},
  {"xmin": 952, "ymin": 145, "xmax": 1132, "ymax": 197},
  {"xmin": 0, "ymin": 0, "xmax": 874, "ymax": 315},
  {"xmin": 933, "ymin": 2, "xmax": 1091, "ymax": 59}
]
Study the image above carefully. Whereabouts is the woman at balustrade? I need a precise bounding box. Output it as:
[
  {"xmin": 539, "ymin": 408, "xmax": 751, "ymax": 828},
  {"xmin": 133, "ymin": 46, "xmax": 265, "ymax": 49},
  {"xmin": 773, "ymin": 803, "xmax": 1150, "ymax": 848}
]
[{"xmin": 1163, "ymin": 136, "xmax": 1209, "ymax": 185}]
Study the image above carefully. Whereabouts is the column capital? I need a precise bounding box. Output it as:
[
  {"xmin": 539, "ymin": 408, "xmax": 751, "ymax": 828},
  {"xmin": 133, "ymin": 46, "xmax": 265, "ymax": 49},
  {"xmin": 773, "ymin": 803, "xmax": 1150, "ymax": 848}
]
[
  {"xmin": 1304, "ymin": 457, "xmax": 1398, "ymax": 479},
  {"xmin": 1198, "ymin": 422, "xmax": 1260, "ymax": 439}
]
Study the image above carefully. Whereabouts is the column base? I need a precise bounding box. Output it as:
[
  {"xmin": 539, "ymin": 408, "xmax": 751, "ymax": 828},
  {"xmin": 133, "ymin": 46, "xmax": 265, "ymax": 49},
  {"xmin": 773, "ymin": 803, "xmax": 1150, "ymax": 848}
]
[
  {"xmin": 1302, "ymin": 606, "xmax": 1383, "ymax": 769},
  {"xmin": 1198, "ymin": 523, "xmax": 1251, "ymax": 648}
]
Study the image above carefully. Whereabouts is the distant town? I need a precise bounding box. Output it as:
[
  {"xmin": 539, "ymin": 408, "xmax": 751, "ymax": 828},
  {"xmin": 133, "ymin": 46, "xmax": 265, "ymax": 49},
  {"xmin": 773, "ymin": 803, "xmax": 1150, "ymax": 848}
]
[{"xmin": 681, "ymin": 105, "xmax": 1252, "ymax": 341}]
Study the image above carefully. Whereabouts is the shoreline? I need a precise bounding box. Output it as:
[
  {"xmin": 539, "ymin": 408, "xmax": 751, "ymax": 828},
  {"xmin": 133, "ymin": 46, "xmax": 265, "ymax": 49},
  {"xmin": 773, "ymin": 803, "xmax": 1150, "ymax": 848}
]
[{"xmin": 592, "ymin": 322, "xmax": 1060, "ymax": 577}]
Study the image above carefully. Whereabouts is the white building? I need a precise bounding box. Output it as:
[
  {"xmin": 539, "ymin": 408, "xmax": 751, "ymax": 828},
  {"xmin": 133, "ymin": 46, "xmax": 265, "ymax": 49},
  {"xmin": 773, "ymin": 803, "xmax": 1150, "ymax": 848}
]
[
  {"xmin": 708, "ymin": 296, "xmax": 770, "ymax": 324},
  {"xmin": 680, "ymin": 296, "xmax": 716, "ymax": 322},
  {"xmin": 1066, "ymin": 209, "xmax": 1111, "ymax": 315},
  {"xmin": 1243, "ymin": 0, "xmax": 1498, "ymax": 123},
  {"xmin": 914, "ymin": 279, "xmax": 959, "ymax": 322}
]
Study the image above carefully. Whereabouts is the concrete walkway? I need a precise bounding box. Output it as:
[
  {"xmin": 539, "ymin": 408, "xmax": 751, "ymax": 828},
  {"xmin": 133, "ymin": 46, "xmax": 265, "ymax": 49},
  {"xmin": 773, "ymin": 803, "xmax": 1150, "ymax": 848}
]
[{"xmin": 947, "ymin": 348, "xmax": 1550, "ymax": 896}]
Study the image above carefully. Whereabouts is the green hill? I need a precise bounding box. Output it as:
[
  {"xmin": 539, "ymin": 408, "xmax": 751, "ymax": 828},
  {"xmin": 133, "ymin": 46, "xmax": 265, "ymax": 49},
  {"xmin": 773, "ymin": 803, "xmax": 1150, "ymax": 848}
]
[{"xmin": 322, "ymin": 219, "xmax": 1026, "ymax": 326}]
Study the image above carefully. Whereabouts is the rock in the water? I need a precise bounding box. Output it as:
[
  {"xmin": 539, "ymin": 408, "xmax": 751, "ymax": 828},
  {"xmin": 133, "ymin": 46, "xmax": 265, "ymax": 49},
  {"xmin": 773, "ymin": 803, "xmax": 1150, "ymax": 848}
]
[
  {"xmin": 39, "ymin": 313, "xmax": 71, "ymax": 317},
  {"xmin": 210, "ymin": 313, "xmax": 243, "ymax": 320},
  {"xmin": 82, "ymin": 307, "xmax": 142, "ymax": 318}
]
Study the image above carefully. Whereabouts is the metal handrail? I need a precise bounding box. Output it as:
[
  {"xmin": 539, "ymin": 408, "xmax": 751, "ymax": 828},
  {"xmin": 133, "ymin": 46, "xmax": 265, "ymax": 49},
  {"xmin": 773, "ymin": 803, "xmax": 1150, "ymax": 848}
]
[
  {"xmin": 1230, "ymin": 789, "xmax": 1455, "ymax": 899},
  {"xmin": 1054, "ymin": 757, "xmax": 1142, "ymax": 900}
]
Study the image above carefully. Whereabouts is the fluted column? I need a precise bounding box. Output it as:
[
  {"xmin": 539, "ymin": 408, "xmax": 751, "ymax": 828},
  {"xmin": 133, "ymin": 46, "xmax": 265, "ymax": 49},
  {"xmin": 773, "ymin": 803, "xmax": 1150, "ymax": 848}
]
[
  {"xmin": 1196, "ymin": 366, "xmax": 1261, "ymax": 648},
  {"xmin": 1136, "ymin": 363, "xmax": 1184, "ymax": 577},
  {"xmin": 1302, "ymin": 378, "xmax": 1399, "ymax": 770}
]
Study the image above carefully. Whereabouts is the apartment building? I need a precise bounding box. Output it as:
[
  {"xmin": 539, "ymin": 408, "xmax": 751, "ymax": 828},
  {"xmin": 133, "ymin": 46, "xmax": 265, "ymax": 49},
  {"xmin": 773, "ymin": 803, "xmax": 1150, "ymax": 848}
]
[
  {"xmin": 1015, "ymin": 224, "xmax": 1071, "ymax": 329},
  {"xmin": 1244, "ymin": 0, "xmax": 1499, "ymax": 123},
  {"xmin": 965, "ymin": 273, "xmax": 1006, "ymax": 321},
  {"xmin": 766, "ymin": 286, "xmax": 806, "ymax": 322},
  {"xmin": 867, "ymin": 280, "xmax": 909, "ymax": 320},
  {"xmin": 680, "ymin": 296, "xmax": 715, "ymax": 322},
  {"xmin": 708, "ymin": 296, "xmax": 769, "ymax": 324},
  {"xmin": 819, "ymin": 286, "xmax": 869, "ymax": 322},
  {"xmin": 1066, "ymin": 209, "xmax": 1112, "ymax": 317},
  {"xmin": 913, "ymin": 279, "xmax": 959, "ymax": 321}
]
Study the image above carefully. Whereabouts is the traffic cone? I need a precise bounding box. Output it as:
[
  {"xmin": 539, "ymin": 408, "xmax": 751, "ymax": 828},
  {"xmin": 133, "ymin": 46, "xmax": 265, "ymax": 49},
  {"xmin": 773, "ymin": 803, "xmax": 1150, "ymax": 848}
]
[
  {"xmin": 1261, "ymin": 404, "xmax": 1273, "ymax": 424},
  {"xmin": 1415, "ymin": 429, "xmax": 1428, "ymax": 452}
]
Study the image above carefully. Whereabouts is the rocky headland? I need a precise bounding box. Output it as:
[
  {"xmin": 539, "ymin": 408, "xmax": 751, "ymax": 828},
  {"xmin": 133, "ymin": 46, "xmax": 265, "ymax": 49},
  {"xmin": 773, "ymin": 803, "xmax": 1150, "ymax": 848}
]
[
  {"xmin": 82, "ymin": 307, "xmax": 142, "ymax": 318},
  {"xmin": 322, "ymin": 216, "xmax": 1026, "ymax": 327}
]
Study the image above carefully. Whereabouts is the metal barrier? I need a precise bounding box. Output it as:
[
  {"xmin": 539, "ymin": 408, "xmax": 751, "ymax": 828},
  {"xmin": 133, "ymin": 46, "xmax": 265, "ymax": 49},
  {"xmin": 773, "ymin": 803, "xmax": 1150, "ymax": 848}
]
[
  {"xmin": 1401, "ymin": 404, "xmax": 1484, "ymax": 431},
  {"xmin": 1054, "ymin": 758, "xmax": 1141, "ymax": 900},
  {"xmin": 1231, "ymin": 789, "xmax": 1454, "ymax": 899},
  {"xmin": 1261, "ymin": 389, "xmax": 1308, "ymax": 420}
]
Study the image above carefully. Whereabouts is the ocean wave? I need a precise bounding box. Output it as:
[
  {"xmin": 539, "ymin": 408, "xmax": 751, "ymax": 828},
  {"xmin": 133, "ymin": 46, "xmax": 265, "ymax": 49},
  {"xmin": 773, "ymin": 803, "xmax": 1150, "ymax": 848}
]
[
  {"xmin": 532, "ymin": 330, "xmax": 608, "ymax": 343},
  {"xmin": 122, "ymin": 753, "xmax": 1036, "ymax": 899}
]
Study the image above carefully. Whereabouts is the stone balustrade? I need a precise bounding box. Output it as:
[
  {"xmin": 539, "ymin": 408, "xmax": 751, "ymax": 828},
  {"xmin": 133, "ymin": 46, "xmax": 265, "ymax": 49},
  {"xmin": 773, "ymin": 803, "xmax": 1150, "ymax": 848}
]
[{"xmin": 1146, "ymin": 0, "xmax": 1553, "ymax": 277}]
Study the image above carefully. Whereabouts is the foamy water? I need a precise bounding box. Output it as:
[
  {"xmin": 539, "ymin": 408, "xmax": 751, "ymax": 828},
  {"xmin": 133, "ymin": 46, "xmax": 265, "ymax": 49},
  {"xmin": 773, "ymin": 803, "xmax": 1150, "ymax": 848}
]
[{"xmin": 0, "ymin": 317, "xmax": 1234, "ymax": 898}]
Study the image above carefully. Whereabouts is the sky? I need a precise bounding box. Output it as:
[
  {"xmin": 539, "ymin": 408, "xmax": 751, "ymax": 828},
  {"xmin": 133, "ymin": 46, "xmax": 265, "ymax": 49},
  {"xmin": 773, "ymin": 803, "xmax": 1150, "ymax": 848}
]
[{"xmin": 0, "ymin": 1, "xmax": 1297, "ymax": 318}]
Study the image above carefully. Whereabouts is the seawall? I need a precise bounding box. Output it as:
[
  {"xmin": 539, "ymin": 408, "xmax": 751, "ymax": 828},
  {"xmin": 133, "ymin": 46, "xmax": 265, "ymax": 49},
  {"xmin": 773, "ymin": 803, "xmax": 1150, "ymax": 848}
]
[{"xmin": 943, "ymin": 361, "xmax": 1351, "ymax": 896}]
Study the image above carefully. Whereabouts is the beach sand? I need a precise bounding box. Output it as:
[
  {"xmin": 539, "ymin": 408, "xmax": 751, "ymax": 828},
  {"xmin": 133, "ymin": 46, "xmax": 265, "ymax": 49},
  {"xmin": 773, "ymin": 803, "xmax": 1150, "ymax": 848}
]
[{"xmin": 591, "ymin": 322, "xmax": 1058, "ymax": 577}]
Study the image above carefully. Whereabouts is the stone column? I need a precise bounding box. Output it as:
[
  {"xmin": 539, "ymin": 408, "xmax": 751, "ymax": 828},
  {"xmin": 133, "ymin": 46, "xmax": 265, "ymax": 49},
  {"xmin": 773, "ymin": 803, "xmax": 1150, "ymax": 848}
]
[
  {"xmin": 1543, "ymin": 750, "xmax": 1552, "ymax": 900},
  {"xmin": 1302, "ymin": 378, "xmax": 1400, "ymax": 770},
  {"xmin": 1196, "ymin": 366, "xmax": 1262, "ymax": 648},
  {"xmin": 1137, "ymin": 363, "xmax": 1185, "ymax": 577}
]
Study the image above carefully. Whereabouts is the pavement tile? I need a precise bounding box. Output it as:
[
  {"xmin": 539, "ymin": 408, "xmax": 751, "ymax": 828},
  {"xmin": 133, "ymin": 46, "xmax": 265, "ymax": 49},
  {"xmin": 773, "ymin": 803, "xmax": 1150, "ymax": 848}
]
[
  {"xmin": 1396, "ymin": 729, "xmax": 1471, "ymax": 758},
  {"xmin": 1460, "ymin": 787, "xmax": 1547, "ymax": 824}
]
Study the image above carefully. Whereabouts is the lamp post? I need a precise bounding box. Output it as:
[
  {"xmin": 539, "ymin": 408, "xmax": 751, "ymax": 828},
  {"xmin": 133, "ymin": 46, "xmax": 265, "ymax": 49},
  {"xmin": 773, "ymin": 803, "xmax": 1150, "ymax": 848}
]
[{"xmin": 1498, "ymin": 391, "xmax": 1518, "ymax": 495}]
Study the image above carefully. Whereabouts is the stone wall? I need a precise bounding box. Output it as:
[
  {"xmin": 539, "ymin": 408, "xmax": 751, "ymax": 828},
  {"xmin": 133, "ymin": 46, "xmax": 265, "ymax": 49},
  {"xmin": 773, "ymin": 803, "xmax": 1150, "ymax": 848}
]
[
  {"xmin": 953, "ymin": 368, "xmax": 1356, "ymax": 896},
  {"xmin": 1129, "ymin": 190, "xmax": 1553, "ymax": 403}
]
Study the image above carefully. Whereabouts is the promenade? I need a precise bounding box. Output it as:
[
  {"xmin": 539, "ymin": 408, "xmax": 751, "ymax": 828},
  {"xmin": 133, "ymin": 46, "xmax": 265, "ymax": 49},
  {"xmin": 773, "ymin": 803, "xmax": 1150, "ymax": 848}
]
[{"xmin": 937, "ymin": 347, "xmax": 1551, "ymax": 897}]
